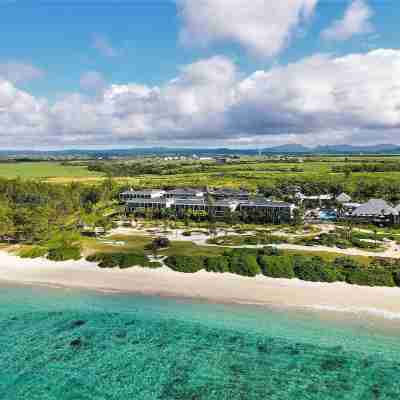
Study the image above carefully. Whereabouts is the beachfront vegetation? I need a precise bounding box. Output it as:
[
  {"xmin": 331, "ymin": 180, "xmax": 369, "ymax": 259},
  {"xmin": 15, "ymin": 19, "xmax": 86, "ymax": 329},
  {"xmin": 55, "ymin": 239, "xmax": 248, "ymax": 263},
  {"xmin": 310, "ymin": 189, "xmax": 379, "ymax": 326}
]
[
  {"xmin": 163, "ymin": 247, "xmax": 400, "ymax": 287},
  {"xmin": 86, "ymin": 252, "xmax": 161, "ymax": 269}
]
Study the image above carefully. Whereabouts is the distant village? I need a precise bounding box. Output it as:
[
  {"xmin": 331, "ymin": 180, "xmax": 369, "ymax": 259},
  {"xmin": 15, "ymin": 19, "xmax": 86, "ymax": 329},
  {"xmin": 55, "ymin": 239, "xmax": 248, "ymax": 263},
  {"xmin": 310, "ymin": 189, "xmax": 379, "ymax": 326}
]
[{"xmin": 120, "ymin": 187, "xmax": 400, "ymax": 226}]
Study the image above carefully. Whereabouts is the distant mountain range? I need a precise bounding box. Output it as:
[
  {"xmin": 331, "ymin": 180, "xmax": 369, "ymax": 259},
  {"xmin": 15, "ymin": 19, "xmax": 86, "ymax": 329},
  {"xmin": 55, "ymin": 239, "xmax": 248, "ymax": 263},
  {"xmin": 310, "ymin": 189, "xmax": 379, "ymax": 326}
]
[
  {"xmin": 261, "ymin": 144, "xmax": 400, "ymax": 154},
  {"xmin": 1, "ymin": 144, "xmax": 400, "ymax": 158}
]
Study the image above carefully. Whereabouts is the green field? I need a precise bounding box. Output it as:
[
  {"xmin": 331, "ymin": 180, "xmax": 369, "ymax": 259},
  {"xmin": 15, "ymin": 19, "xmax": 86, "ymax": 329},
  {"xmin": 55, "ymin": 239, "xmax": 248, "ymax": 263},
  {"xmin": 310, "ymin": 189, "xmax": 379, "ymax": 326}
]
[
  {"xmin": 2, "ymin": 156, "xmax": 400, "ymax": 197},
  {"xmin": 0, "ymin": 162, "xmax": 103, "ymax": 179}
]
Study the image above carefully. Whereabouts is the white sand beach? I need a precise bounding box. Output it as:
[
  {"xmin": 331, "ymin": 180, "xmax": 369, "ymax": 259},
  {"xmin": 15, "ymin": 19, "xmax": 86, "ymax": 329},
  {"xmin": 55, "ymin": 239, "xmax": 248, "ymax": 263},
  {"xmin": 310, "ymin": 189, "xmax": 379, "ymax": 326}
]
[{"xmin": 1, "ymin": 250, "xmax": 400, "ymax": 320}]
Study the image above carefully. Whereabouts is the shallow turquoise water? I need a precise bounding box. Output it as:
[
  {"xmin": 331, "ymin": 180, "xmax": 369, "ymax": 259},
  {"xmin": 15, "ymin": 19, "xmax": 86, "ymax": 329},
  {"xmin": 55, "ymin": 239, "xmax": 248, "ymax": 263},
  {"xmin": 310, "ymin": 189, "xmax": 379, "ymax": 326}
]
[{"xmin": 1, "ymin": 284, "xmax": 400, "ymax": 399}]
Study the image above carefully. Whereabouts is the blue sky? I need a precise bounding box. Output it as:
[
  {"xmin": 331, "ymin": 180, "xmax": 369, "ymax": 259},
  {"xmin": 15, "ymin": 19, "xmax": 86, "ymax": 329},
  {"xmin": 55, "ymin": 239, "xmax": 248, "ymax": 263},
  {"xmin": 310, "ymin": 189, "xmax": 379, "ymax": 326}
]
[
  {"xmin": 0, "ymin": 0, "xmax": 400, "ymax": 148},
  {"xmin": 2, "ymin": 0, "xmax": 395, "ymax": 96}
]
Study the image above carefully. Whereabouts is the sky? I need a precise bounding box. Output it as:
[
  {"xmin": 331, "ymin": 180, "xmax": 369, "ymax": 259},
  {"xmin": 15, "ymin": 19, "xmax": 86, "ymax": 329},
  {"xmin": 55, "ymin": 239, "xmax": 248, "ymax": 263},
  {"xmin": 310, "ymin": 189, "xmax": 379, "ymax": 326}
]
[{"xmin": 1, "ymin": 0, "xmax": 400, "ymax": 149}]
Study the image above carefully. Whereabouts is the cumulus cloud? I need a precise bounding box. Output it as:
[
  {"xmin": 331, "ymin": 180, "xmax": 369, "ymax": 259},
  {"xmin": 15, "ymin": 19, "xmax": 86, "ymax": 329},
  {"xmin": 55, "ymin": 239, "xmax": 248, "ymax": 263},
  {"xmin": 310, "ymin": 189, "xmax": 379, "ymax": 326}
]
[
  {"xmin": 177, "ymin": 0, "xmax": 318, "ymax": 57},
  {"xmin": 0, "ymin": 79, "xmax": 49, "ymax": 147},
  {"xmin": 92, "ymin": 34, "xmax": 119, "ymax": 57},
  {"xmin": 321, "ymin": 0, "xmax": 374, "ymax": 41},
  {"xmin": 0, "ymin": 61, "xmax": 44, "ymax": 84},
  {"xmin": 1, "ymin": 50, "xmax": 400, "ymax": 147}
]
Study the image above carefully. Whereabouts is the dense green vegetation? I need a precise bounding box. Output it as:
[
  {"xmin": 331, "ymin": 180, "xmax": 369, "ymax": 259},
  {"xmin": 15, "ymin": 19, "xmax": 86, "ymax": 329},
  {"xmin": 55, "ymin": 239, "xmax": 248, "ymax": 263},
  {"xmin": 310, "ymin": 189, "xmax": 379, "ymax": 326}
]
[
  {"xmin": 2, "ymin": 156, "xmax": 400, "ymax": 203},
  {"xmin": 208, "ymin": 234, "xmax": 289, "ymax": 246},
  {"xmin": 0, "ymin": 177, "xmax": 119, "ymax": 261},
  {"xmin": 295, "ymin": 229, "xmax": 384, "ymax": 250},
  {"xmin": 87, "ymin": 160, "xmax": 305, "ymax": 177},
  {"xmin": 165, "ymin": 247, "xmax": 399, "ymax": 287},
  {"xmin": 86, "ymin": 252, "xmax": 161, "ymax": 269},
  {"xmin": 85, "ymin": 156, "xmax": 400, "ymax": 203},
  {"xmin": 332, "ymin": 162, "xmax": 400, "ymax": 173}
]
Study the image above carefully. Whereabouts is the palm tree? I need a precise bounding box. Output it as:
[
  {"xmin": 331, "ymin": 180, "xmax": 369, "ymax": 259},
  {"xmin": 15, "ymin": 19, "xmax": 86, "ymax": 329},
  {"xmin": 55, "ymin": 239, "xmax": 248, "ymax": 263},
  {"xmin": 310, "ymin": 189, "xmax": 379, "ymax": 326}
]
[
  {"xmin": 345, "ymin": 220, "xmax": 354, "ymax": 241},
  {"xmin": 373, "ymin": 228, "xmax": 379, "ymax": 246}
]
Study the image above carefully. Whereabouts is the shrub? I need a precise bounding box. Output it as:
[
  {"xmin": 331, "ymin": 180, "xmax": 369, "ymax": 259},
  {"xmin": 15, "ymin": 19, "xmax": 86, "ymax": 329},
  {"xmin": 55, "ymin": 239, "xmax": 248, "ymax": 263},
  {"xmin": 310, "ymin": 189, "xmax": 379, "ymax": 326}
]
[
  {"xmin": 118, "ymin": 253, "xmax": 151, "ymax": 269},
  {"xmin": 47, "ymin": 246, "xmax": 81, "ymax": 261},
  {"xmin": 19, "ymin": 246, "xmax": 47, "ymax": 259},
  {"xmin": 258, "ymin": 256, "xmax": 295, "ymax": 279},
  {"xmin": 293, "ymin": 256, "xmax": 339, "ymax": 283},
  {"xmin": 145, "ymin": 237, "xmax": 171, "ymax": 251},
  {"xmin": 345, "ymin": 268, "xmax": 395, "ymax": 287},
  {"xmin": 165, "ymin": 255, "xmax": 206, "ymax": 273},
  {"xmin": 205, "ymin": 257, "xmax": 230, "ymax": 273},
  {"xmin": 224, "ymin": 248, "xmax": 258, "ymax": 258},
  {"xmin": 229, "ymin": 255, "xmax": 261, "ymax": 277},
  {"xmin": 86, "ymin": 252, "xmax": 153, "ymax": 268},
  {"xmin": 333, "ymin": 256, "xmax": 363, "ymax": 270},
  {"xmin": 258, "ymin": 246, "xmax": 282, "ymax": 256},
  {"xmin": 392, "ymin": 270, "xmax": 400, "ymax": 286}
]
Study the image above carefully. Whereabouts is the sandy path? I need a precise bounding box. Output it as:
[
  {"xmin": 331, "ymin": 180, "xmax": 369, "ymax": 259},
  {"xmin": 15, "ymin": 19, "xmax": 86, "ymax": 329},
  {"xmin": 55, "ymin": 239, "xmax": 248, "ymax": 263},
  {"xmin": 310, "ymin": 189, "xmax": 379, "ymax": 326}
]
[{"xmin": 109, "ymin": 226, "xmax": 400, "ymax": 258}]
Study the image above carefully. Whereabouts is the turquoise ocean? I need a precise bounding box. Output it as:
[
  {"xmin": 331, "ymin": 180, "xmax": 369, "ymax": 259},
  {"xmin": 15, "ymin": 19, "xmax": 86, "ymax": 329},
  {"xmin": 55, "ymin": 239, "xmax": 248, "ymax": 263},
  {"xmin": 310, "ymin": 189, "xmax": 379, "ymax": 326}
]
[{"xmin": 1, "ymin": 283, "xmax": 400, "ymax": 400}]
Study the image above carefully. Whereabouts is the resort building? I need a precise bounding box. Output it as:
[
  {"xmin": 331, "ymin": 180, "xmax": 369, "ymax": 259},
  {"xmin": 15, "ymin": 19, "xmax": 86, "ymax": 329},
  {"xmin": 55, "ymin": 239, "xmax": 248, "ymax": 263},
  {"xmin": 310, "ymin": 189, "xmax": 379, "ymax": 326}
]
[
  {"xmin": 294, "ymin": 192, "xmax": 333, "ymax": 207},
  {"xmin": 172, "ymin": 198, "xmax": 239, "ymax": 216},
  {"xmin": 350, "ymin": 199, "xmax": 399, "ymax": 225},
  {"xmin": 239, "ymin": 200, "xmax": 295, "ymax": 224},
  {"xmin": 120, "ymin": 189, "xmax": 166, "ymax": 202},
  {"xmin": 336, "ymin": 193, "xmax": 352, "ymax": 204},
  {"xmin": 120, "ymin": 188, "xmax": 295, "ymax": 223},
  {"xmin": 211, "ymin": 200, "xmax": 240, "ymax": 216},
  {"xmin": 208, "ymin": 188, "xmax": 250, "ymax": 201},
  {"xmin": 125, "ymin": 198, "xmax": 174, "ymax": 213},
  {"xmin": 164, "ymin": 188, "xmax": 204, "ymax": 199},
  {"xmin": 172, "ymin": 198, "xmax": 207, "ymax": 213}
]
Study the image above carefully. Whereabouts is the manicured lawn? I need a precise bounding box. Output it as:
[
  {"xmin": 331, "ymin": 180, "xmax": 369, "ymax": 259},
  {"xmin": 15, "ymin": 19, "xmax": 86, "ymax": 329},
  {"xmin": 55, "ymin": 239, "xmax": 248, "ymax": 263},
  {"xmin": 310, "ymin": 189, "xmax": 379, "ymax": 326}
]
[
  {"xmin": 84, "ymin": 235, "xmax": 226, "ymax": 257},
  {"xmin": 160, "ymin": 241, "xmax": 226, "ymax": 257}
]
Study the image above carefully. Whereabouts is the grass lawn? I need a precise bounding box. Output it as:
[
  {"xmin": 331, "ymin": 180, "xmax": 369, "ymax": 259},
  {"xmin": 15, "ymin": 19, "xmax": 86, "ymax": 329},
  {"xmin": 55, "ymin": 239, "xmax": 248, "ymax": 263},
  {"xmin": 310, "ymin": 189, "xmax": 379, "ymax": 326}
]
[
  {"xmin": 160, "ymin": 241, "xmax": 226, "ymax": 257},
  {"xmin": 0, "ymin": 162, "xmax": 104, "ymax": 179},
  {"xmin": 83, "ymin": 233, "xmax": 373, "ymax": 264},
  {"xmin": 83, "ymin": 235, "xmax": 226, "ymax": 257}
]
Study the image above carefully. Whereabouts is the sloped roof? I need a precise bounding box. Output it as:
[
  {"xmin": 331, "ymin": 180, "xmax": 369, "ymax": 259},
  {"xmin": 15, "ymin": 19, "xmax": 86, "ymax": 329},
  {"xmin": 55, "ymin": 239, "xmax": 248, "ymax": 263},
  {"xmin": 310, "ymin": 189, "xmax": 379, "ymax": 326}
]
[
  {"xmin": 336, "ymin": 193, "xmax": 352, "ymax": 203},
  {"xmin": 352, "ymin": 199, "xmax": 398, "ymax": 217},
  {"xmin": 173, "ymin": 198, "xmax": 206, "ymax": 206},
  {"xmin": 121, "ymin": 189, "xmax": 164, "ymax": 196},
  {"xmin": 240, "ymin": 200, "xmax": 293, "ymax": 208},
  {"xmin": 166, "ymin": 188, "xmax": 204, "ymax": 196},
  {"xmin": 126, "ymin": 198, "xmax": 168, "ymax": 205}
]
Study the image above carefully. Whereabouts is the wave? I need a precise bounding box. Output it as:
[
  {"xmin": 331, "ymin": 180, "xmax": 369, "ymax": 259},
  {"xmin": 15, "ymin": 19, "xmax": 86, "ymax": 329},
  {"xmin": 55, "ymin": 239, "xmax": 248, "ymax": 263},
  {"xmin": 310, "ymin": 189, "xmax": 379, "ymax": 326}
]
[{"xmin": 309, "ymin": 304, "xmax": 400, "ymax": 320}]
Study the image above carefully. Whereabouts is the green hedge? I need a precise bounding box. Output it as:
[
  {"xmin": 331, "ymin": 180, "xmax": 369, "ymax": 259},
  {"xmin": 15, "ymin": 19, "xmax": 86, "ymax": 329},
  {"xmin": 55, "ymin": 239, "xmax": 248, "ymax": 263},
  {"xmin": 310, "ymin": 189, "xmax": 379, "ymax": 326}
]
[
  {"xmin": 89, "ymin": 246, "xmax": 400, "ymax": 288},
  {"xmin": 229, "ymin": 255, "xmax": 261, "ymax": 277},
  {"xmin": 47, "ymin": 246, "xmax": 81, "ymax": 261},
  {"xmin": 19, "ymin": 246, "xmax": 47, "ymax": 259},
  {"xmin": 165, "ymin": 255, "xmax": 206, "ymax": 273},
  {"xmin": 205, "ymin": 257, "xmax": 230, "ymax": 273},
  {"xmin": 258, "ymin": 255, "xmax": 294, "ymax": 279},
  {"xmin": 293, "ymin": 256, "xmax": 341, "ymax": 283},
  {"xmin": 86, "ymin": 252, "xmax": 160, "ymax": 269},
  {"xmin": 344, "ymin": 268, "xmax": 395, "ymax": 287}
]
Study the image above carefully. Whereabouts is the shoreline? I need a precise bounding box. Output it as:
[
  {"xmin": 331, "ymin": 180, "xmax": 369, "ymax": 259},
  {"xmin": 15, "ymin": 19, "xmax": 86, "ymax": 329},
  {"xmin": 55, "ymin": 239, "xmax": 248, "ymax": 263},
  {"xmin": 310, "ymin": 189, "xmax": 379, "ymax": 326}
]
[{"xmin": 1, "ymin": 250, "xmax": 400, "ymax": 321}]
